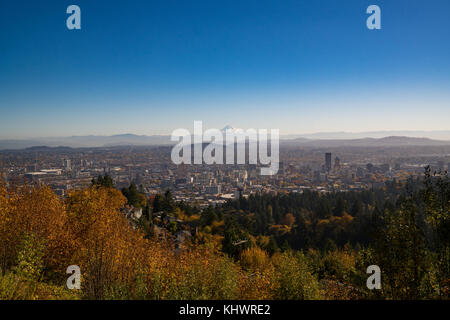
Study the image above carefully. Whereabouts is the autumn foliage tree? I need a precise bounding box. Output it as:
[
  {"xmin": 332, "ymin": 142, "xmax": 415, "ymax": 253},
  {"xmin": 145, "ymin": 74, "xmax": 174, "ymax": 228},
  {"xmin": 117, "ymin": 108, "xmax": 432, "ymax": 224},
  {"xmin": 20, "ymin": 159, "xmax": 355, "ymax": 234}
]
[{"xmin": 0, "ymin": 185, "xmax": 74, "ymax": 279}]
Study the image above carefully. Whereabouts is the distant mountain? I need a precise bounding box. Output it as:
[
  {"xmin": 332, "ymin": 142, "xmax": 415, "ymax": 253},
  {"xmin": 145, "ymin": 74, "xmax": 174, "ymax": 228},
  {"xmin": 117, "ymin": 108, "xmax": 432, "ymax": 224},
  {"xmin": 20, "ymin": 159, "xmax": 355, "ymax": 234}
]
[
  {"xmin": 221, "ymin": 125, "xmax": 235, "ymax": 132},
  {"xmin": 290, "ymin": 130, "xmax": 450, "ymax": 140},
  {"xmin": 0, "ymin": 134, "xmax": 173, "ymax": 150},
  {"xmin": 23, "ymin": 146, "xmax": 74, "ymax": 152},
  {"xmin": 281, "ymin": 136, "xmax": 450, "ymax": 147},
  {"xmin": 221, "ymin": 125, "xmax": 244, "ymax": 135},
  {"xmin": 0, "ymin": 140, "xmax": 44, "ymax": 150}
]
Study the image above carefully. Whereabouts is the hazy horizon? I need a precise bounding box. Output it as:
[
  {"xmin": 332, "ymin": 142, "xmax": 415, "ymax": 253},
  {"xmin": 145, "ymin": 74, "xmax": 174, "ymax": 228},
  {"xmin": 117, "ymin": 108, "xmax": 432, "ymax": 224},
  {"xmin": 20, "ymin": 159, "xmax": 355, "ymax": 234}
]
[{"xmin": 0, "ymin": 129, "xmax": 450, "ymax": 140}]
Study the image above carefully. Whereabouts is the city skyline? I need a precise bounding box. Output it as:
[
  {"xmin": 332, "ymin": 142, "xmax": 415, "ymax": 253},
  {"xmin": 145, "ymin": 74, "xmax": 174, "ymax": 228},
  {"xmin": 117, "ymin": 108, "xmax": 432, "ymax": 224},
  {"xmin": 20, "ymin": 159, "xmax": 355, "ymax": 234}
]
[{"xmin": 1, "ymin": 0, "xmax": 450, "ymax": 139}]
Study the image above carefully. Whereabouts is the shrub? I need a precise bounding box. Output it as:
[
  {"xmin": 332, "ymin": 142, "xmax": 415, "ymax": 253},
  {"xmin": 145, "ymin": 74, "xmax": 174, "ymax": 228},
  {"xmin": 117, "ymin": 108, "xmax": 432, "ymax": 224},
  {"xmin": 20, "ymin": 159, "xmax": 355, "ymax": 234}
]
[
  {"xmin": 15, "ymin": 233, "xmax": 45, "ymax": 281},
  {"xmin": 239, "ymin": 247, "xmax": 271, "ymax": 272},
  {"xmin": 272, "ymin": 252, "xmax": 322, "ymax": 300}
]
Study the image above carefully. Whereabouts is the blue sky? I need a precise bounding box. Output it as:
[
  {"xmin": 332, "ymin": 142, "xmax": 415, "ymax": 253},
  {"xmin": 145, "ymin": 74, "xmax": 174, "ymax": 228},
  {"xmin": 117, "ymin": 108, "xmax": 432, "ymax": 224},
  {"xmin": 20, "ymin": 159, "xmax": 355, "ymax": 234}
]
[{"xmin": 0, "ymin": 0, "xmax": 449, "ymax": 138}]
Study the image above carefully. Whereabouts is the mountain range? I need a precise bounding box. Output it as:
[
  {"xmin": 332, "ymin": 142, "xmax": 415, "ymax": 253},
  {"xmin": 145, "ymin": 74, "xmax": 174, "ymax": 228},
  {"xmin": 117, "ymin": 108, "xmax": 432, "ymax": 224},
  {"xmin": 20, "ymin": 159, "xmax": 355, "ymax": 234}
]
[{"xmin": 1, "ymin": 130, "xmax": 450, "ymax": 150}]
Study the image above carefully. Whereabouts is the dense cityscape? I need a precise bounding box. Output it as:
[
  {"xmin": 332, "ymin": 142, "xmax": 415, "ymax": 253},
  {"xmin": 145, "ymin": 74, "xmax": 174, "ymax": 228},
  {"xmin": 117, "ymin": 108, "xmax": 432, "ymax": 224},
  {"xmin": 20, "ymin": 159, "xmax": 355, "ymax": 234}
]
[{"xmin": 1, "ymin": 142, "xmax": 449, "ymax": 208}]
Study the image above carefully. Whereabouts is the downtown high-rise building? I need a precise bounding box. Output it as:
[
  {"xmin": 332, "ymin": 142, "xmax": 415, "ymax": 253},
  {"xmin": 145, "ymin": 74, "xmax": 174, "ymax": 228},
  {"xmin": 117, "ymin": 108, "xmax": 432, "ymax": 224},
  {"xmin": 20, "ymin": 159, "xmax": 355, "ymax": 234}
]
[{"xmin": 325, "ymin": 153, "xmax": 332, "ymax": 172}]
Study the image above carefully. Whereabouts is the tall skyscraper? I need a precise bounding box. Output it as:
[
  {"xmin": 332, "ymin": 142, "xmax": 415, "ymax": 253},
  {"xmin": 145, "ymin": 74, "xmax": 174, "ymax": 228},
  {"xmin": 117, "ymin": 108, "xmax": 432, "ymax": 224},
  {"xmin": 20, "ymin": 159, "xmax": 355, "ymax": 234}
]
[
  {"xmin": 325, "ymin": 153, "xmax": 332, "ymax": 172},
  {"xmin": 64, "ymin": 159, "xmax": 71, "ymax": 171}
]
